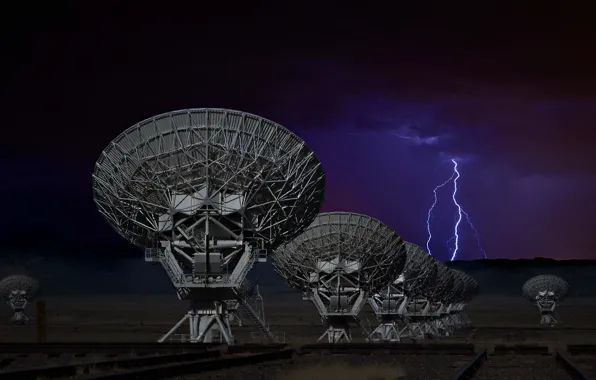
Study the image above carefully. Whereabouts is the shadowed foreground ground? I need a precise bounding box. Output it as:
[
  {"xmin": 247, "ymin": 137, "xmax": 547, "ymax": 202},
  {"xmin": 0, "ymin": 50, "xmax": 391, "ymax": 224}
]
[
  {"xmin": 0, "ymin": 295, "xmax": 595, "ymax": 345},
  {"xmin": 279, "ymin": 363, "xmax": 406, "ymax": 380}
]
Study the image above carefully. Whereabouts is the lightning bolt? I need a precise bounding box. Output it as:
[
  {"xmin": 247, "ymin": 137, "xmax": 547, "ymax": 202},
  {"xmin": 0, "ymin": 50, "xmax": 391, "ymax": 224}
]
[
  {"xmin": 450, "ymin": 159, "xmax": 464, "ymax": 261},
  {"xmin": 427, "ymin": 159, "xmax": 488, "ymax": 261},
  {"xmin": 426, "ymin": 172, "xmax": 456, "ymax": 254}
]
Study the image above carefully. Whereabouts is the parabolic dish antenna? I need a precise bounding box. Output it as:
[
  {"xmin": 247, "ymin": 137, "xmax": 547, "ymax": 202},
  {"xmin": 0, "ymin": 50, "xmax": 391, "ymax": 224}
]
[
  {"xmin": 92, "ymin": 108, "xmax": 326, "ymax": 344},
  {"xmin": 522, "ymin": 274, "xmax": 569, "ymax": 327},
  {"xmin": 522, "ymin": 275, "xmax": 569, "ymax": 300},
  {"xmin": 402, "ymin": 242, "xmax": 438, "ymax": 297},
  {"xmin": 273, "ymin": 211, "xmax": 407, "ymax": 343},
  {"xmin": 367, "ymin": 241, "xmax": 437, "ymax": 343},
  {"xmin": 427, "ymin": 262, "xmax": 453, "ymax": 302},
  {"xmin": 93, "ymin": 108, "xmax": 325, "ymax": 249},
  {"xmin": 0, "ymin": 274, "xmax": 40, "ymax": 324},
  {"xmin": 442, "ymin": 270, "xmax": 476, "ymax": 332}
]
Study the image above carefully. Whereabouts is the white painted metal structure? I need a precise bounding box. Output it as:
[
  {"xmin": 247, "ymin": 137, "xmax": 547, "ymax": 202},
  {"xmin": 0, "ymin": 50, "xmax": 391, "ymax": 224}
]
[
  {"xmin": 0, "ymin": 275, "xmax": 40, "ymax": 324},
  {"xmin": 92, "ymin": 108, "xmax": 325, "ymax": 344},
  {"xmin": 388, "ymin": 260, "xmax": 479, "ymax": 341},
  {"xmin": 522, "ymin": 274, "xmax": 568, "ymax": 327},
  {"xmin": 225, "ymin": 278, "xmax": 255, "ymax": 328},
  {"xmin": 368, "ymin": 241, "xmax": 438, "ymax": 342},
  {"xmin": 447, "ymin": 270, "xmax": 478, "ymax": 330},
  {"xmin": 273, "ymin": 212, "xmax": 407, "ymax": 343}
]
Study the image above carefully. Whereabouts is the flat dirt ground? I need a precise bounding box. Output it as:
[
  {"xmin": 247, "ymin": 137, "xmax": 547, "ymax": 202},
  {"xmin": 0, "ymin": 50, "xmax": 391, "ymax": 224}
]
[{"xmin": 1, "ymin": 295, "xmax": 595, "ymax": 347}]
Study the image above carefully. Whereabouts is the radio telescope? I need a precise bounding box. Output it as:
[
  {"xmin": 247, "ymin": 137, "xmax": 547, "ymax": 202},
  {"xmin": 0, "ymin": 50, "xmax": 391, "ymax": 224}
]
[
  {"xmin": 438, "ymin": 270, "xmax": 468, "ymax": 336},
  {"xmin": 411, "ymin": 262, "xmax": 450, "ymax": 337},
  {"xmin": 523, "ymin": 274, "xmax": 569, "ymax": 327},
  {"xmin": 0, "ymin": 275, "xmax": 40, "ymax": 324},
  {"xmin": 368, "ymin": 241, "xmax": 438, "ymax": 342},
  {"xmin": 401, "ymin": 265, "xmax": 478, "ymax": 340},
  {"xmin": 273, "ymin": 212, "xmax": 407, "ymax": 343},
  {"xmin": 449, "ymin": 271, "xmax": 478, "ymax": 329},
  {"xmin": 92, "ymin": 108, "xmax": 326, "ymax": 344}
]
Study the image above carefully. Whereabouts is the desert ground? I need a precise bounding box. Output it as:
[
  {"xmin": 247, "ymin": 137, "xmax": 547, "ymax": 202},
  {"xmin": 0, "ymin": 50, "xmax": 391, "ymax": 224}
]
[{"xmin": 1, "ymin": 294, "xmax": 595, "ymax": 347}]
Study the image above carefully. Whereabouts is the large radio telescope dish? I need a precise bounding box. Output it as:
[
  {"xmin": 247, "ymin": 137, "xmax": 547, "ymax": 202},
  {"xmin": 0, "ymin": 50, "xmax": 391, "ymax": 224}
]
[
  {"xmin": 0, "ymin": 274, "xmax": 40, "ymax": 325},
  {"xmin": 92, "ymin": 108, "xmax": 326, "ymax": 345},
  {"xmin": 522, "ymin": 275, "xmax": 569, "ymax": 301},
  {"xmin": 0, "ymin": 275, "xmax": 40, "ymax": 300},
  {"xmin": 427, "ymin": 263, "xmax": 453, "ymax": 302},
  {"xmin": 401, "ymin": 242, "xmax": 437, "ymax": 297},
  {"xmin": 92, "ymin": 108, "xmax": 326, "ymax": 250},
  {"xmin": 523, "ymin": 274, "xmax": 568, "ymax": 327},
  {"xmin": 273, "ymin": 212, "xmax": 407, "ymax": 343},
  {"xmin": 274, "ymin": 212, "xmax": 407, "ymax": 293}
]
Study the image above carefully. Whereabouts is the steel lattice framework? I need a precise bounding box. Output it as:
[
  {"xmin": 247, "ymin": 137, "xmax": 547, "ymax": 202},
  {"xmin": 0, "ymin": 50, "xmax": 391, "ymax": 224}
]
[
  {"xmin": 367, "ymin": 241, "xmax": 438, "ymax": 342},
  {"xmin": 0, "ymin": 274, "xmax": 40, "ymax": 325},
  {"xmin": 402, "ymin": 242, "xmax": 438, "ymax": 297},
  {"xmin": 369, "ymin": 256, "xmax": 479, "ymax": 342},
  {"xmin": 92, "ymin": 108, "xmax": 326, "ymax": 344},
  {"xmin": 522, "ymin": 274, "xmax": 569, "ymax": 327},
  {"xmin": 416, "ymin": 266, "xmax": 478, "ymax": 339},
  {"xmin": 93, "ymin": 108, "xmax": 325, "ymax": 250},
  {"xmin": 522, "ymin": 275, "xmax": 569, "ymax": 300},
  {"xmin": 273, "ymin": 212, "xmax": 407, "ymax": 343}
]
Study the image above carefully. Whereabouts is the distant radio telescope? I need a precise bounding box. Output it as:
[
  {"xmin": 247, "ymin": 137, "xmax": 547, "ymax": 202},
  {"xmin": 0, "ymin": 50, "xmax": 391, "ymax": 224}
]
[
  {"xmin": 92, "ymin": 108, "xmax": 325, "ymax": 344},
  {"xmin": 368, "ymin": 241, "xmax": 438, "ymax": 342},
  {"xmin": 522, "ymin": 274, "xmax": 569, "ymax": 327},
  {"xmin": 0, "ymin": 275, "xmax": 40, "ymax": 324},
  {"xmin": 404, "ymin": 262, "xmax": 477, "ymax": 339},
  {"xmin": 367, "ymin": 242, "xmax": 479, "ymax": 342},
  {"xmin": 273, "ymin": 212, "xmax": 407, "ymax": 343}
]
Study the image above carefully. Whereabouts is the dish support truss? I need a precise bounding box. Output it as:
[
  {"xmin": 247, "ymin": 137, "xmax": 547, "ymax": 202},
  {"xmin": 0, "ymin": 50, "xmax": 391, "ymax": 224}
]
[
  {"xmin": 225, "ymin": 299, "xmax": 244, "ymax": 327},
  {"xmin": 535, "ymin": 292, "xmax": 559, "ymax": 327},
  {"xmin": 368, "ymin": 291, "xmax": 471, "ymax": 342},
  {"xmin": 4, "ymin": 290, "xmax": 31, "ymax": 324},
  {"xmin": 145, "ymin": 237, "xmax": 275, "ymax": 344},
  {"xmin": 303, "ymin": 260, "xmax": 368, "ymax": 343},
  {"xmin": 367, "ymin": 282, "xmax": 409, "ymax": 342}
]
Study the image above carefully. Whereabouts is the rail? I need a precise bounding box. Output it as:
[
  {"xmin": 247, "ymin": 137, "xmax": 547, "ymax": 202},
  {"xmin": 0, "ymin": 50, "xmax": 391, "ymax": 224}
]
[
  {"xmin": 1, "ymin": 342, "xmax": 595, "ymax": 380},
  {"xmin": 84, "ymin": 349, "xmax": 294, "ymax": 380},
  {"xmin": 0, "ymin": 348, "xmax": 294, "ymax": 380},
  {"xmin": 0, "ymin": 350, "xmax": 222, "ymax": 380},
  {"xmin": 555, "ymin": 350, "xmax": 592, "ymax": 380},
  {"xmin": 451, "ymin": 349, "xmax": 487, "ymax": 380}
]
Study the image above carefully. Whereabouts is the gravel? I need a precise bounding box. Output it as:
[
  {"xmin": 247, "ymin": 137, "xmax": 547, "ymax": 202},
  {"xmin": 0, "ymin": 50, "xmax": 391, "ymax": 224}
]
[{"xmin": 170, "ymin": 353, "xmax": 472, "ymax": 380}]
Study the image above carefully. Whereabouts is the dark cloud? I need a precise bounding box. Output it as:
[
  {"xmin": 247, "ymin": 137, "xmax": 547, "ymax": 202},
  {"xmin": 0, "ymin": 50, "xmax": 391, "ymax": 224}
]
[
  {"xmin": 259, "ymin": 57, "xmax": 596, "ymax": 177},
  {"xmin": 3, "ymin": 1, "xmax": 596, "ymax": 262}
]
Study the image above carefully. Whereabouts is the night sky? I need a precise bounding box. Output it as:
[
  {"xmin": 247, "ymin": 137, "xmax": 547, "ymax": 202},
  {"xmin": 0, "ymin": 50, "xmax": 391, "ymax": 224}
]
[{"xmin": 3, "ymin": 1, "xmax": 596, "ymax": 269}]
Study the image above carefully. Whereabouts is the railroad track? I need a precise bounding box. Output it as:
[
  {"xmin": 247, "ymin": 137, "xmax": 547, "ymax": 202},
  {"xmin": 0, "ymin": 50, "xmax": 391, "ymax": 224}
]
[
  {"xmin": 0, "ymin": 342, "xmax": 594, "ymax": 379},
  {"xmin": 0, "ymin": 348, "xmax": 294, "ymax": 380},
  {"xmin": 451, "ymin": 344, "xmax": 595, "ymax": 380},
  {"xmin": 559, "ymin": 345, "xmax": 596, "ymax": 380}
]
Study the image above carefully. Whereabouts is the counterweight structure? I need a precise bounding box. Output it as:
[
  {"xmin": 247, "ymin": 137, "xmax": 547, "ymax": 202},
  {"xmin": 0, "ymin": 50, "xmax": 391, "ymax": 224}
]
[
  {"xmin": 92, "ymin": 108, "xmax": 325, "ymax": 344},
  {"xmin": 273, "ymin": 212, "xmax": 407, "ymax": 343},
  {"xmin": 522, "ymin": 275, "xmax": 568, "ymax": 327},
  {"xmin": 368, "ymin": 241, "xmax": 438, "ymax": 342},
  {"xmin": 0, "ymin": 275, "xmax": 40, "ymax": 324}
]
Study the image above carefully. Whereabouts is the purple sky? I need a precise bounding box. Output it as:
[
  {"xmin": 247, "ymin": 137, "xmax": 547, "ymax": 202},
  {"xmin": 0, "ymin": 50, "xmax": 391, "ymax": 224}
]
[{"xmin": 2, "ymin": 2, "xmax": 596, "ymax": 261}]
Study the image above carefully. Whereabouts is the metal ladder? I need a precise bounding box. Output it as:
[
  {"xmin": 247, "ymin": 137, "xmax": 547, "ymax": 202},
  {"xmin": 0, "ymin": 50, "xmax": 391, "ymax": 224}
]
[{"xmin": 235, "ymin": 291, "xmax": 276, "ymax": 342}]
